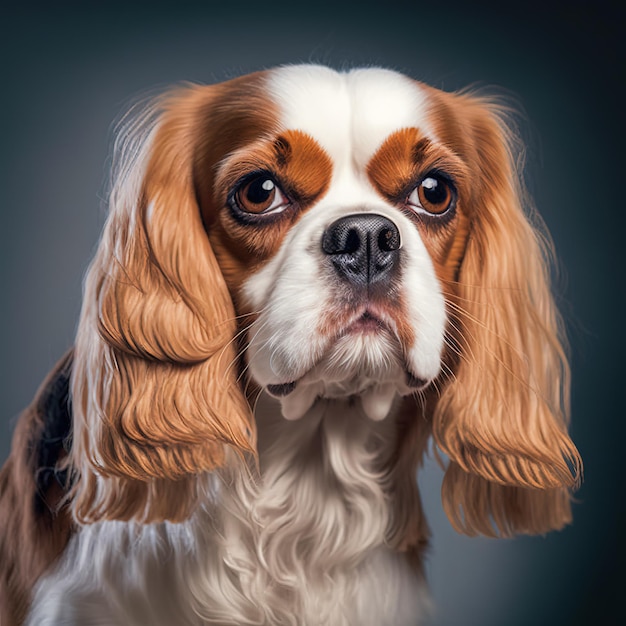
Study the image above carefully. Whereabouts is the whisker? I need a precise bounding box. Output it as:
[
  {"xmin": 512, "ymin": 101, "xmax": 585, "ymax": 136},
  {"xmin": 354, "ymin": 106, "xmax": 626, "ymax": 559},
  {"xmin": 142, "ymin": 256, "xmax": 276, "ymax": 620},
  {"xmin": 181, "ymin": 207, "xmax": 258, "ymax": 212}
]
[
  {"xmin": 444, "ymin": 299, "xmax": 536, "ymax": 369},
  {"xmin": 218, "ymin": 321, "xmax": 257, "ymax": 378},
  {"xmin": 439, "ymin": 277, "xmax": 527, "ymax": 294}
]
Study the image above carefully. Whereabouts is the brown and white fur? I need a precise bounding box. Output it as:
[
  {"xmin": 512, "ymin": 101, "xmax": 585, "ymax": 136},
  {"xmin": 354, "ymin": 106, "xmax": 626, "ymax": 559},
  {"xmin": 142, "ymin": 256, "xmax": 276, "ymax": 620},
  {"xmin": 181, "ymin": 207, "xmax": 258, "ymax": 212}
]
[{"xmin": 0, "ymin": 64, "xmax": 582, "ymax": 625}]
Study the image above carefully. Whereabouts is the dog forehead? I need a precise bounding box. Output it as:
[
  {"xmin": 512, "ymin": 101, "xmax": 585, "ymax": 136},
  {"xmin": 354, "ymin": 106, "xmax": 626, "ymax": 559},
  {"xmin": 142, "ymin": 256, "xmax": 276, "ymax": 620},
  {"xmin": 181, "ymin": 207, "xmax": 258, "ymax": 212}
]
[{"xmin": 267, "ymin": 65, "xmax": 434, "ymax": 167}]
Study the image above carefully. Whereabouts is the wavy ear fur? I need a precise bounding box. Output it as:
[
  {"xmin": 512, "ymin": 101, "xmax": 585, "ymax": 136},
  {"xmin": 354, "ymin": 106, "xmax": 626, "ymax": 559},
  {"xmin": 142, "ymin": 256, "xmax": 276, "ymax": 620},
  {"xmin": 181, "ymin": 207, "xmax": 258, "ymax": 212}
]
[
  {"xmin": 71, "ymin": 86, "xmax": 256, "ymax": 523},
  {"xmin": 432, "ymin": 94, "xmax": 582, "ymax": 536}
]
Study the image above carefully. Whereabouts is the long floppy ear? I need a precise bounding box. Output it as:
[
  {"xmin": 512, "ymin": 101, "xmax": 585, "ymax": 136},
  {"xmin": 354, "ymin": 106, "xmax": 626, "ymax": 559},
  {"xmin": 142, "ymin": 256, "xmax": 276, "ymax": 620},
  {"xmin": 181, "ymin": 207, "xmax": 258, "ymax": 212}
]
[
  {"xmin": 432, "ymin": 95, "xmax": 582, "ymax": 536},
  {"xmin": 71, "ymin": 87, "xmax": 256, "ymax": 523}
]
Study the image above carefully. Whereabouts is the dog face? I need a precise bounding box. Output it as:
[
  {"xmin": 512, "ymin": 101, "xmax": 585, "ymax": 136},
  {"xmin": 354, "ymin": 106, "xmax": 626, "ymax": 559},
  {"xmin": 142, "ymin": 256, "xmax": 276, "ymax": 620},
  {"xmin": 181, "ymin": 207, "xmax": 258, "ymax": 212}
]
[
  {"xmin": 208, "ymin": 67, "xmax": 455, "ymax": 421},
  {"xmin": 69, "ymin": 65, "xmax": 581, "ymax": 533}
]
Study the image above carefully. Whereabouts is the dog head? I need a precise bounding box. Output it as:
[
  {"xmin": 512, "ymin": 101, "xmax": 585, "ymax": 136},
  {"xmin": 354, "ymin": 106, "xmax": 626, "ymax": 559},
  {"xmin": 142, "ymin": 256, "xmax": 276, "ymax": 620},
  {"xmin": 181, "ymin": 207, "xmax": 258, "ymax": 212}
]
[{"xmin": 70, "ymin": 65, "xmax": 581, "ymax": 534}]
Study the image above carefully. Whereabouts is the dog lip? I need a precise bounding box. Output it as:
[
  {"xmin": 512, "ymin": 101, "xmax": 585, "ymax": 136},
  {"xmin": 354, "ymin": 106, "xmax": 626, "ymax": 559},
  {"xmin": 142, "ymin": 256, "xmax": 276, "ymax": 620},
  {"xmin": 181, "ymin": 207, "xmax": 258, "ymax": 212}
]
[
  {"xmin": 405, "ymin": 371, "xmax": 428, "ymax": 389},
  {"xmin": 345, "ymin": 309, "xmax": 386, "ymax": 334},
  {"xmin": 266, "ymin": 382, "xmax": 297, "ymax": 397}
]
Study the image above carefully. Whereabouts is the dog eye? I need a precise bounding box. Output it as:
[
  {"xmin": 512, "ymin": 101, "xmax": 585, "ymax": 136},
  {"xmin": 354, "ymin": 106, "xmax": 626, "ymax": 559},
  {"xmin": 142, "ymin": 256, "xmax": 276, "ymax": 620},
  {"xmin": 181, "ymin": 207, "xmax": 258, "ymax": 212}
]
[
  {"xmin": 234, "ymin": 175, "xmax": 289, "ymax": 215},
  {"xmin": 407, "ymin": 173, "xmax": 455, "ymax": 216}
]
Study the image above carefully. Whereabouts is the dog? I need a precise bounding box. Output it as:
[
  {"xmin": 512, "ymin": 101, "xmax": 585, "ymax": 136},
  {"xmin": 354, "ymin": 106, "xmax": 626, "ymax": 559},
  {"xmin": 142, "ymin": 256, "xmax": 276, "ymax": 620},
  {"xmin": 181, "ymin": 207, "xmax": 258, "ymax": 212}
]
[{"xmin": 0, "ymin": 64, "xmax": 582, "ymax": 625}]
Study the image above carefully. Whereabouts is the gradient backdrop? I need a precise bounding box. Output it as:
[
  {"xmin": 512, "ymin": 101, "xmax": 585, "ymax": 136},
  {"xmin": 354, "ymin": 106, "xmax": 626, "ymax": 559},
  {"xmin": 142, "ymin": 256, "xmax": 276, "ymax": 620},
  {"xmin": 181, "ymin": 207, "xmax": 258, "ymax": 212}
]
[{"xmin": 1, "ymin": 2, "xmax": 623, "ymax": 624}]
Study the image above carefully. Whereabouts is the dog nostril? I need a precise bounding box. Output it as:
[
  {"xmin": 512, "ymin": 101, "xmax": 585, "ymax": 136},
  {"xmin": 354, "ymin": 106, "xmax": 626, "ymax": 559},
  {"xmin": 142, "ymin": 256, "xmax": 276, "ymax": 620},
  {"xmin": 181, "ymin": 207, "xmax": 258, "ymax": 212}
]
[
  {"xmin": 378, "ymin": 227, "xmax": 400, "ymax": 252},
  {"xmin": 321, "ymin": 224, "xmax": 362, "ymax": 255},
  {"xmin": 344, "ymin": 229, "xmax": 361, "ymax": 254}
]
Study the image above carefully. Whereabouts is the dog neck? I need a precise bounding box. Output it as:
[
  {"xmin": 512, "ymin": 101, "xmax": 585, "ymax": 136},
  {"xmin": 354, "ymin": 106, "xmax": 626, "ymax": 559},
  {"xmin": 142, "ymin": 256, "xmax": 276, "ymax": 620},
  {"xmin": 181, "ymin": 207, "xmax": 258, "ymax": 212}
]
[
  {"xmin": 242, "ymin": 392, "xmax": 400, "ymax": 563},
  {"xmin": 201, "ymin": 391, "xmax": 420, "ymax": 623}
]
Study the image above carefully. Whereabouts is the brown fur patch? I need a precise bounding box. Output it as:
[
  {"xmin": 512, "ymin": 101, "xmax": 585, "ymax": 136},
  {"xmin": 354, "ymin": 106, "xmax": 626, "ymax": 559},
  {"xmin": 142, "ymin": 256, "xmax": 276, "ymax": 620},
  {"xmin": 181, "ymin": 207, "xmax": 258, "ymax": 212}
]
[
  {"xmin": 208, "ymin": 130, "xmax": 332, "ymax": 312},
  {"xmin": 0, "ymin": 352, "xmax": 74, "ymax": 626}
]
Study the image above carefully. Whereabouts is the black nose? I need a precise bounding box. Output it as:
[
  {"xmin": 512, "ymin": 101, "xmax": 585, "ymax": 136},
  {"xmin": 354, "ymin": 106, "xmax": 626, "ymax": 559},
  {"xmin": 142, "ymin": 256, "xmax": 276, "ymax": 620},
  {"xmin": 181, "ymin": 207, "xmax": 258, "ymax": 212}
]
[{"xmin": 321, "ymin": 214, "xmax": 401, "ymax": 287}]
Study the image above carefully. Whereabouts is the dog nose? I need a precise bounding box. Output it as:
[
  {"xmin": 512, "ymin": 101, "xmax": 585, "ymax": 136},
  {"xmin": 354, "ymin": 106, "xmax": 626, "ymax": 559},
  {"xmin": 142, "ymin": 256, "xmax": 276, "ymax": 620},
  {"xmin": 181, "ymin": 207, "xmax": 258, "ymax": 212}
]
[{"xmin": 321, "ymin": 214, "xmax": 401, "ymax": 287}]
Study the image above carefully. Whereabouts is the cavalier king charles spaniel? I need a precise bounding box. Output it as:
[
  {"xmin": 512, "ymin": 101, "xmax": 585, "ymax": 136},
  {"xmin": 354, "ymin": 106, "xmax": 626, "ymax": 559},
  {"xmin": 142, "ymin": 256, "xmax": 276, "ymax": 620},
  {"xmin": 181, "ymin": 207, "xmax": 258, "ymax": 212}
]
[{"xmin": 0, "ymin": 64, "xmax": 582, "ymax": 626}]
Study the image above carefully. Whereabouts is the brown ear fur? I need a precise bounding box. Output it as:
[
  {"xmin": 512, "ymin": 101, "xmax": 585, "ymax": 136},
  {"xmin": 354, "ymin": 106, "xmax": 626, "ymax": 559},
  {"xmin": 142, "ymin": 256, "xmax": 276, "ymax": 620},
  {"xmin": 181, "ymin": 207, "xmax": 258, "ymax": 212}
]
[
  {"xmin": 71, "ymin": 87, "xmax": 257, "ymax": 523},
  {"xmin": 431, "ymin": 94, "xmax": 582, "ymax": 536},
  {"xmin": 0, "ymin": 352, "xmax": 74, "ymax": 626}
]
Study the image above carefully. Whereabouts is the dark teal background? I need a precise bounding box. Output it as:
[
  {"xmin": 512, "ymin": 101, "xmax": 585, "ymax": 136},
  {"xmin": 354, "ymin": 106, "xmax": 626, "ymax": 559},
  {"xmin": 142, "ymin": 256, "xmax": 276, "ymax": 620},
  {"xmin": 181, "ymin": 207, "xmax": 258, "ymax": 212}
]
[{"xmin": 1, "ymin": 1, "xmax": 623, "ymax": 624}]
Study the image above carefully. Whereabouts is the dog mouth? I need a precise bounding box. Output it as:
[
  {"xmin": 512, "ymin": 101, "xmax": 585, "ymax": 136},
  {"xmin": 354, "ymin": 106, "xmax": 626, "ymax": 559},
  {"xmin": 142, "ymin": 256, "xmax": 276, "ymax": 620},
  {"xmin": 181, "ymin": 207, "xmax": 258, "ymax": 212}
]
[
  {"xmin": 266, "ymin": 382, "xmax": 297, "ymax": 397},
  {"xmin": 343, "ymin": 310, "xmax": 386, "ymax": 334},
  {"xmin": 263, "ymin": 307, "xmax": 429, "ymax": 417},
  {"xmin": 266, "ymin": 369, "xmax": 427, "ymax": 398}
]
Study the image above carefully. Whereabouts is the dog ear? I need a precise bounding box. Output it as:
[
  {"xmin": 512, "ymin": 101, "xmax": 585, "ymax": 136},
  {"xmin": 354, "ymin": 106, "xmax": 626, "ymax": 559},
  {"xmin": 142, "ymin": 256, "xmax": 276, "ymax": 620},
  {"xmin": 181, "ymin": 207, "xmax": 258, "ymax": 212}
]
[
  {"xmin": 71, "ymin": 85, "xmax": 260, "ymax": 523},
  {"xmin": 431, "ymin": 95, "xmax": 582, "ymax": 536}
]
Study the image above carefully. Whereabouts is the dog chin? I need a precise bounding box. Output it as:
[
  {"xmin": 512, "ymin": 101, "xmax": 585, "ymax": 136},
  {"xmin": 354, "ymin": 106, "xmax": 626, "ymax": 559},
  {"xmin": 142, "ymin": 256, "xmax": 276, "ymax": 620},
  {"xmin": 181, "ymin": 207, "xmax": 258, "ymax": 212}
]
[{"xmin": 265, "ymin": 332, "xmax": 416, "ymax": 422}]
